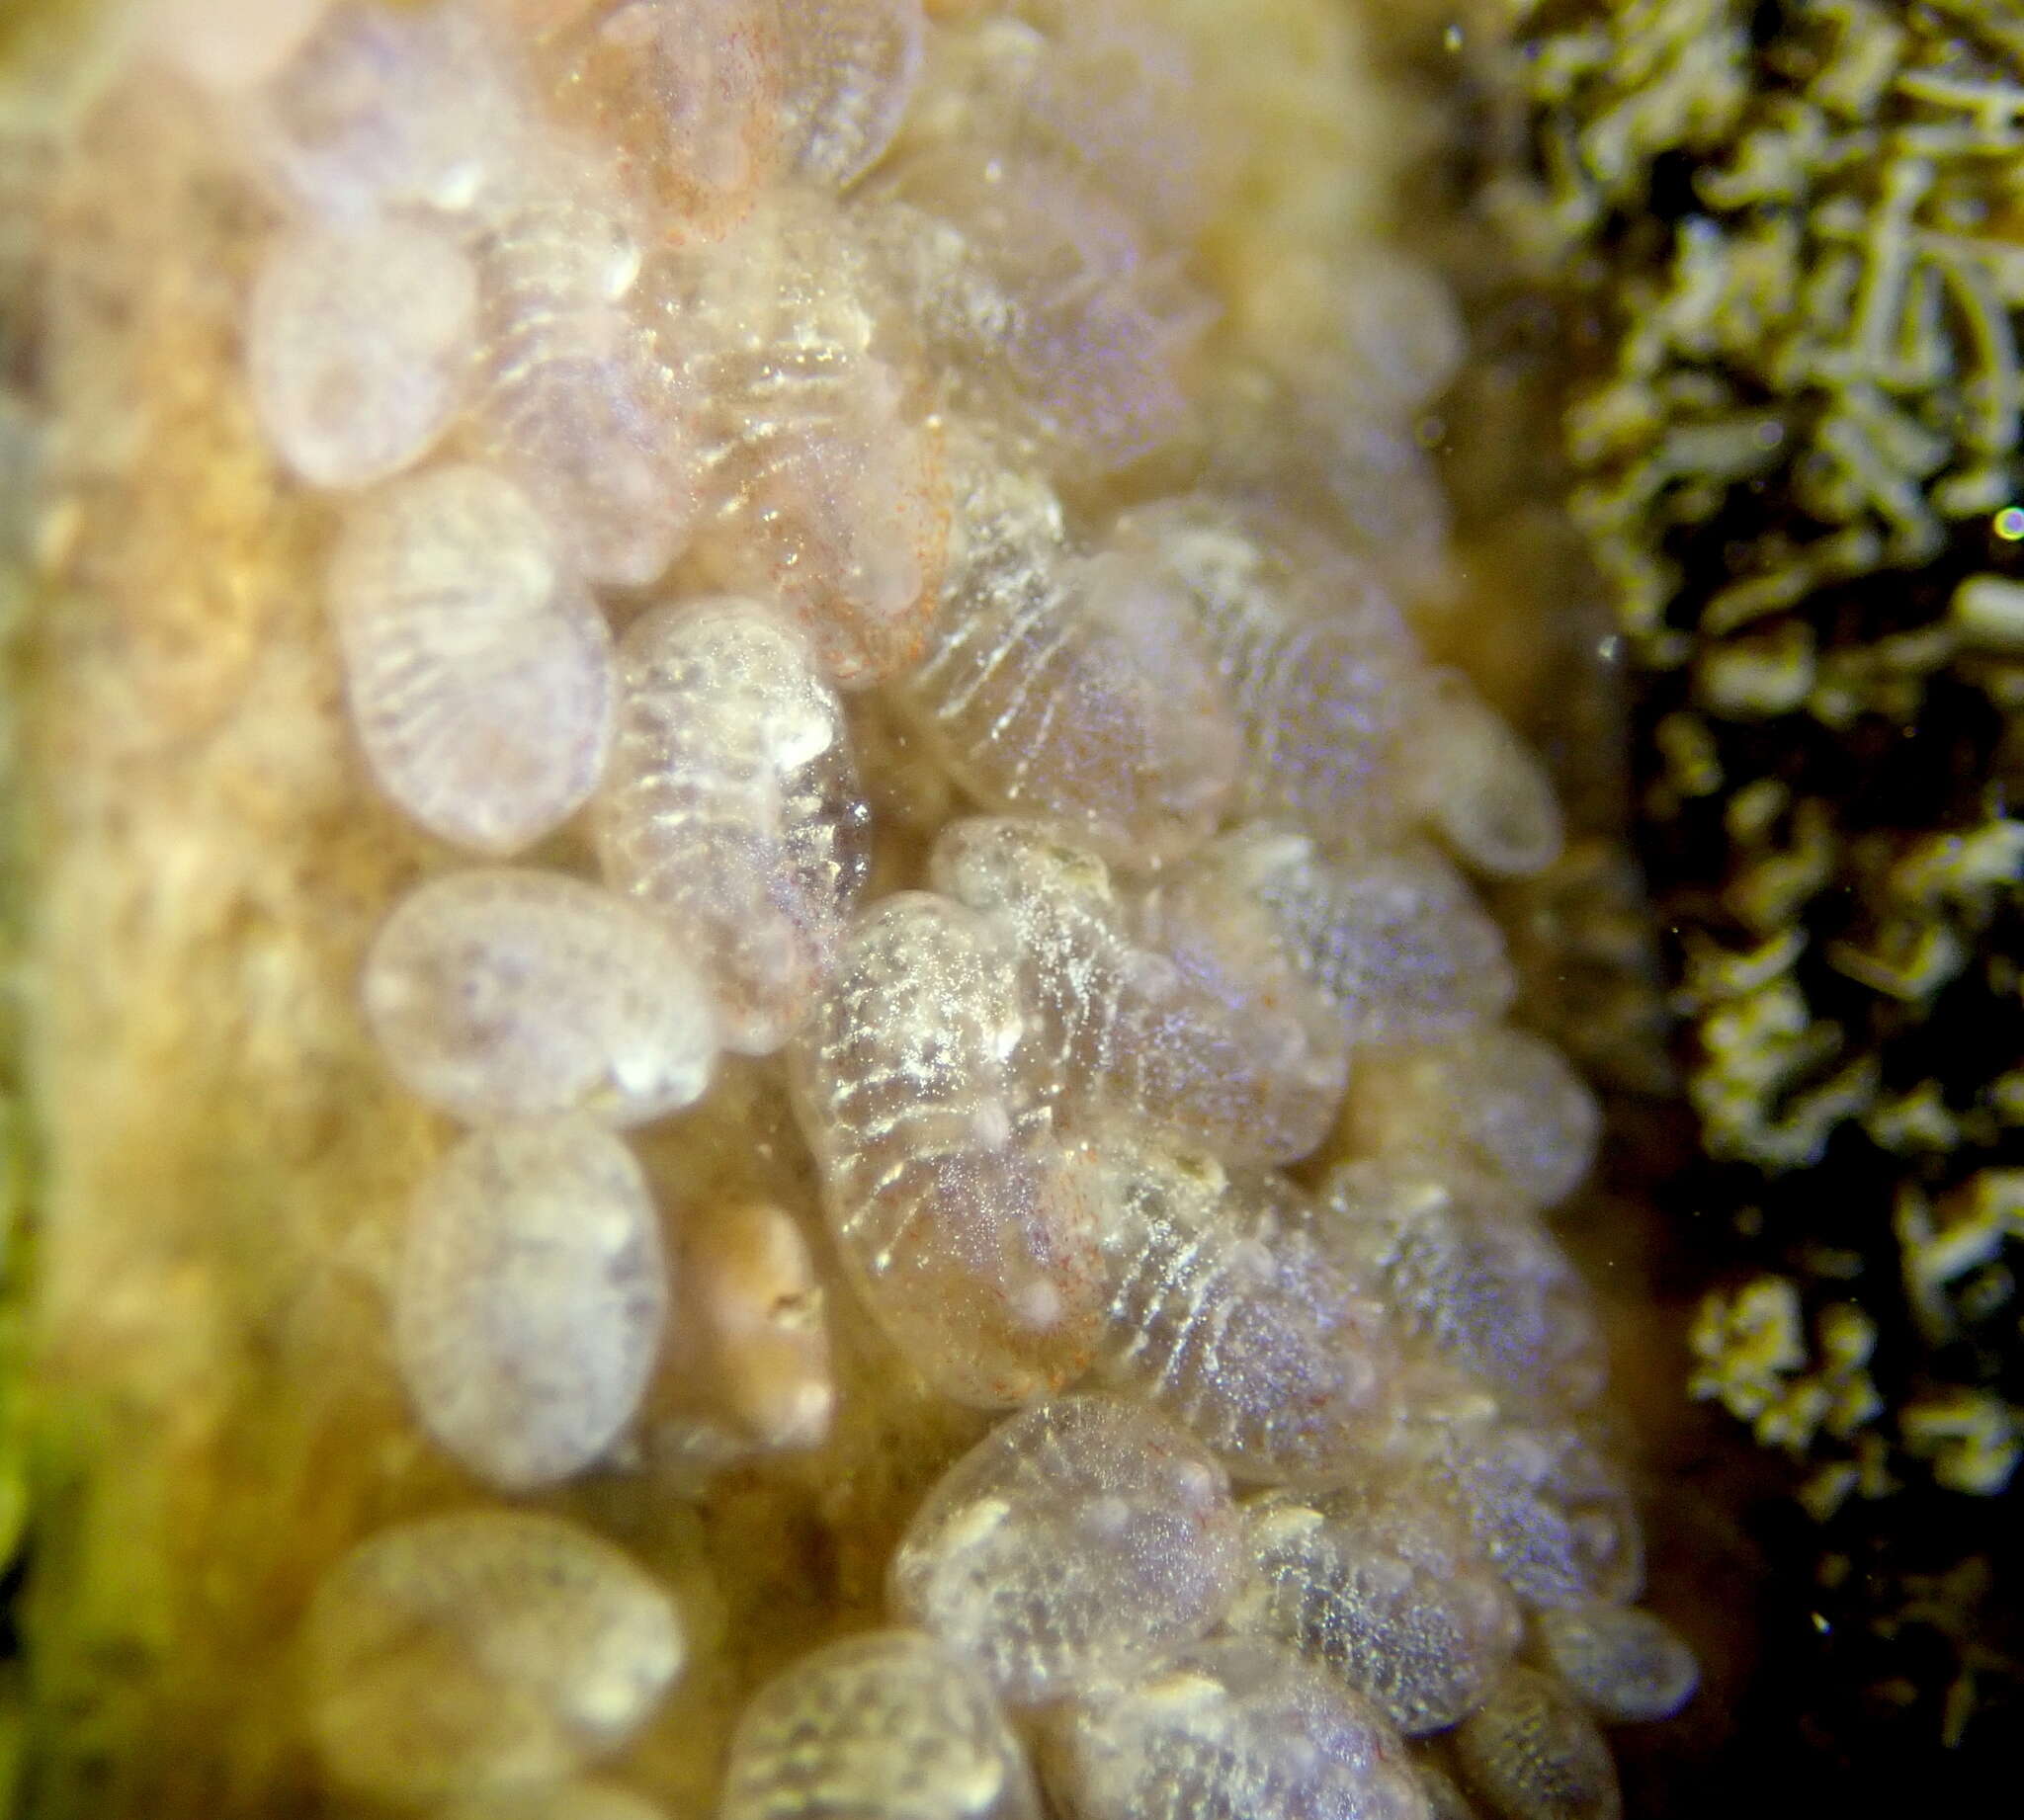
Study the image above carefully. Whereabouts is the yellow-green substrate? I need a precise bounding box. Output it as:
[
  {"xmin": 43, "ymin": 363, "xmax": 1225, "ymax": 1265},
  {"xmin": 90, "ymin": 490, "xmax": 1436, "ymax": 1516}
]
[{"xmin": 1500, "ymin": 0, "xmax": 2024, "ymax": 1511}]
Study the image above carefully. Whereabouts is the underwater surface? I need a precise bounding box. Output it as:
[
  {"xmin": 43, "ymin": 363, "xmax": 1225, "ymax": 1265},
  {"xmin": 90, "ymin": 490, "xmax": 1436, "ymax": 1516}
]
[{"xmin": 0, "ymin": 2, "xmax": 2016, "ymax": 1815}]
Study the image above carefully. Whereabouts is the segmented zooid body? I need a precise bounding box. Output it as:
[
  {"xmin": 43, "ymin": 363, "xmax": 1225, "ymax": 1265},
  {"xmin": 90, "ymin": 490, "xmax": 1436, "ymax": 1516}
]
[
  {"xmin": 887, "ymin": 1395, "xmax": 1244, "ymax": 1707},
  {"xmin": 325, "ymin": 461, "xmax": 617, "ymax": 857},
  {"xmin": 930, "ymin": 818, "xmax": 1341, "ymax": 1166},
  {"xmin": 1040, "ymin": 1638, "xmax": 1432, "ymax": 1820},
  {"xmin": 246, "ymin": 213, "xmax": 477, "ymax": 489},
  {"xmin": 895, "ymin": 451, "xmax": 1240, "ymax": 867},
  {"xmin": 1452, "ymin": 1667, "xmax": 1623, "ymax": 1820},
  {"xmin": 1083, "ymin": 1132, "xmax": 1399, "ymax": 1488},
  {"xmin": 775, "ymin": 0, "xmax": 926, "ymax": 191},
  {"xmin": 791, "ymin": 891, "xmax": 1104, "ymax": 1407},
  {"xmin": 1323, "ymin": 1158, "xmax": 1607, "ymax": 1413},
  {"xmin": 1229, "ymin": 1486, "xmax": 1522, "ymax": 1736},
  {"xmin": 526, "ymin": 0, "xmax": 787, "ymax": 241},
  {"xmin": 1429, "ymin": 1416, "xmax": 1645, "ymax": 1614},
  {"xmin": 1105, "ymin": 497, "xmax": 1426, "ymax": 848},
  {"xmin": 1342, "ymin": 1030, "xmax": 1600, "ymax": 1212},
  {"xmin": 929, "ymin": 822, "xmax": 1126, "ymax": 1106},
  {"xmin": 718, "ymin": 1628, "xmax": 1041, "ymax": 1820},
  {"xmin": 93, "ymin": 0, "xmax": 1694, "ymax": 1810},
  {"xmin": 468, "ymin": 182, "xmax": 696, "ymax": 589},
  {"xmin": 650, "ymin": 199, "xmax": 947, "ymax": 685},
  {"xmin": 303, "ymin": 1509, "xmax": 685, "ymax": 1808},
  {"xmin": 362, "ymin": 867, "xmax": 718, "ymax": 1127},
  {"xmin": 1170, "ymin": 831, "xmax": 1516, "ymax": 1052},
  {"xmin": 599, "ymin": 598, "xmax": 870, "ymax": 1054},
  {"xmin": 874, "ymin": 144, "xmax": 1214, "ymax": 474},
  {"xmin": 394, "ymin": 1117, "xmax": 670, "ymax": 1492},
  {"xmin": 1534, "ymin": 1603, "xmax": 1700, "ymax": 1724}
]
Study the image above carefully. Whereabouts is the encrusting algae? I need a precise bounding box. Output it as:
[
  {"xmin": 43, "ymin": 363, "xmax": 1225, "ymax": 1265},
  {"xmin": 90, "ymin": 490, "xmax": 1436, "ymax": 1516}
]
[
  {"xmin": 0, "ymin": 3, "xmax": 1730, "ymax": 1818},
  {"xmin": 1483, "ymin": 0, "xmax": 2024, "ymax": 1782}
]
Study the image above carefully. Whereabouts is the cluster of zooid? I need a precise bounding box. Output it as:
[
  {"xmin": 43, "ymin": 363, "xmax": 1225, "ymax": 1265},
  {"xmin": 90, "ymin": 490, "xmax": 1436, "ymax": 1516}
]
[{"xmin": 158, "ymin": 0, "xmax": 1698, "ymax": 1815}]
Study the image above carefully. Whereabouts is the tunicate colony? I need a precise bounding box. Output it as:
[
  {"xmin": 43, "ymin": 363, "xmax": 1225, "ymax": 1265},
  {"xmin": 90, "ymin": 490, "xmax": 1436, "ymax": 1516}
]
[{"xmin": 147, "ymin": 0, "xmax": 1698, "ymax": 1814}]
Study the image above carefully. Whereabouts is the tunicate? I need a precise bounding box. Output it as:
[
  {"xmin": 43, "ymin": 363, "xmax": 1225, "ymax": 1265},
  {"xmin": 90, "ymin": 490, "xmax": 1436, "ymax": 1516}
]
[
  {"xmin": 535, "ymin": 0, "xmax": 785, "ymax": 241},
  {"xmin": 778, "ymin": 0, "xmax": 925, "ymax": 189},
  {"xmin": 931, "ymin": 818, "xmax": 1343, "ymax": 1164},
  {"xmin": 302, "ymin": 1508, "xmax": 684, "ymax": 1806},
  {"xmin": 791, "ymin": 892, "xmax": 1103, "ymax": 1405},
  {"xmin": 471, "ymin": 183, "xmax": 696, "ymax": 587},
  {"xmin": 1151, "ymin": 829, "xmax": 1515, "ymax": 1052},
  {"xmin": 394, "ymin": 1118, "xmax": 668, "ymax": 1490},
  {"xmin": 1013, "ymin": 0, "xmax": 1222, "ymax": 244},
  {"xmin": 895, "ymin": 452, "xmax": 1242, "ymax": 867},
  {"xmin": 1341, "ymin": 1031, "xmax": 1600, "ymax": 1211},
  {"xmin": 246, "ymin": 215, "xmax": 475, "ymax": 489},
  {"xmin": 1199, "ymin": 363, "xmax": 1453, "ymax": 608},
  {"xmin": 889, "ymin": 1395, "xmax": 1243, "ymax": 1705},
  {"xmin": 1431, "ymin": 1418, "xmax": 1644, "ymax": 1613},
  {"xmin": 651, "ymin": 198, "xmax": 947, "ymax": 685},
  {"xmin": 1401, "ymin": 673, "xmax": 1564, "ymax": 880},
  {"xmin": 1104, "ymin": 498, "xmax": 1427, "ymax": 845},
  {"xmin": 1226, "ymin": 1483, "xmax": 1522, "ymax": 1734},
  {"xmin": 1451, "ymin": 1668, "xmax": 1622, "ymax": 1820},
  {"xmin": 362, "ymin": 869, "xmax": 717, "ymax": 1127},
  {"xmin": 1080, "ymin": 1131, "xmax": 1398, "ymax": 1486},
  {"xmin": 1040, "ymin": 1638, "xmax": 1432, "ymax": 1820},
  {"xmin": 895, "ymin": 0, "xmax": 1217, "ymax": 246},
  {"xmin": 326, "ymin": 463, "xmax": 615, "ymax": 855},
  {"xmin": 1533, "ymin": 1604, "xmax": 1699, "ymax": 1724},
  {"xmin": 243, "ymin": 1, "xmax": 528, "ymax": 221},
  {"xmin": 1322, "ymin": 1158, "xmax": 1606, "ymax": 1411},
  {"xmin": 876, "ymin": 146, "xmax": 1212, "ymax": 470},
  {"xmin": 598, "ymin": 598, "xmax": 870, "ymax": 1054},
  {"xmin": 720, "ymin": 1629, "xmax": 1042, "ymax": 1820}
]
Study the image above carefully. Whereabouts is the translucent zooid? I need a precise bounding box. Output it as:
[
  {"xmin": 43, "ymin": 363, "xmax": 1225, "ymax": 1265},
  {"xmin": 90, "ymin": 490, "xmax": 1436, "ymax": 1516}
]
[
  {"xmin": 246, "ymin": 214, "xmax": 476, "ymax": 490},
  {"xmin": 301, "ymin": 1508, "xmax": 684, "ymax": 1807},
  {"xmin": 1451, "ymin": 1666, "xmax": 1623, "ymax": 1820},
  {"xmin": 362, "ymin": 868, "xmax": 718, "ymax": 1128},
  {"xmin": 1040, "ymin": 1638, "xmax": 1432, "ymax": 1820},
  {"xmin": 1226, "ymin": 1482, "xmax": 1522, "ymax": 1734},
  {"xmin": 889, "ymin": 1395, "xmax": 1244, "ymax": 1706},
  {"xmin": 1430, "ymin": 1415, "xmax": 1645, "ymax": 1613},
  {"xmin": 649, "ymin": 198, "xmax": 948, "ymax": 685},
  {"xmin": 1080, "ymin": 1129, "xmax": 1399, "ymax": 1487},
  {"xmin": 599, "ymin": 597, "xmax": 870, "ymax": 1055},
  {"xmin": 1341, "ymin": 1029, "xmax": 1601, "ymax": 1212},
  {"xmin": 1103, "ymin": 496, "xmax": 1429, "ymax": 849},
  {"xmin": 930, "ymin": 817, "xmax": 1345, "ymax": 1165},
  {"xmin": 719, "ymin": 1629, "xmax": 1042, "ymax": 1820},
  {"xmin": 326, "ymin": 462, "xmax": 615, "ymax": 857},
  {"xmin": 526, "ymin": 0, "xmax": 785, "ymax": 243},
  {"xmin": 1399, "ymin": 670, "xmax": 1565, "ymax": 880},
  {"xmin": 894, "ymin": 446, "xmax": 1242, "ymax": 868},
  {"xmin": 776, "ymin": 0, "xmax": 926, "ymax": 191},
  {"xmin": 1534, "ymin": 1603, "xmax": 1700, "ymax": 1724},
  {"xmin": 874, "ymin": 146, "xmax": 1214, "ymax": 472},
  {"xmin": 1144, "ymin": 828, "xmax": 1516, "ymax": 1053},
  {"xmin": 1322, "ymin": 1157, "xmax": 1607, "ymax": 1412},
  {"xmin": 468, "ymin": 178, "xmax": 698, "ymax": 590},
  {"xmin": 240, "ymin": 0, "xmax": 529, "ymax": 222},
  {"xmin": 394, "ymin": 1118, "xmax": 669, "ymax": 1491},
  {"xmin": 791, "ymin": 891, "xmax": 1103, "ymax": 1406}
]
